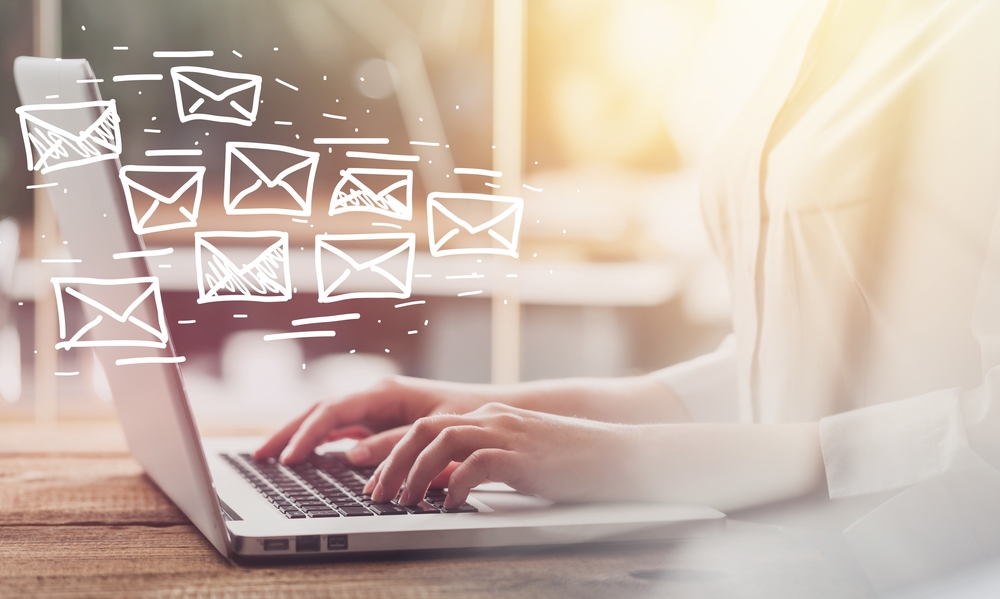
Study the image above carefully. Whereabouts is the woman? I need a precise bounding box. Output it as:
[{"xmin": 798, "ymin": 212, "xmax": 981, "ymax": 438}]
[{"xmin": 256, "ymin": 0, "xmax": 1000, "ymax": 522}]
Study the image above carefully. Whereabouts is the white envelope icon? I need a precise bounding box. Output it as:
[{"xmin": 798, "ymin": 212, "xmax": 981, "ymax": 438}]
[
  {"xmin": 224, "ymin": 142, "xmax": 319, "ymax": 216},
  {"xmin": 315, "ymin": 233, "xmax": 415, "ymax": 303},
  {"xmin": 427, "ymin": 192, "xmax": 523, "ymax": 258},
  {"xmin": 329, "ymin": 168, "xmax": 413, "ymax": 220},
  {"xmin": 170, "ymin": 66, "xmax": 262, "ymax": 126},
  {"xmin": 16, "ymin": 100, "xmax": 122, "ymax": 174},
  {"xmin": 51, "ymin": 277, "xmax": 169, "ymax": 350},
  {"xmin": 196, "ymin": 231, "xmax": 292, "ymax": 304},
  {"xmin": 120, "ymin": 165, "xmax": 205, "ymax": 235}
]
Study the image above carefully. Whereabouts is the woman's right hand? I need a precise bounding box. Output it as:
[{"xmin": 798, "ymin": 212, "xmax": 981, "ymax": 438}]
[{"xmin": 253, "ymin": 376, "xmax": 492, "ymax": 467}]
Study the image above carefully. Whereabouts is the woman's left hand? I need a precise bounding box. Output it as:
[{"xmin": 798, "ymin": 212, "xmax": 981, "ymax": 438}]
[{"xmin": 362, "ymin": 402, "xmax": 635, "ymax": 509}]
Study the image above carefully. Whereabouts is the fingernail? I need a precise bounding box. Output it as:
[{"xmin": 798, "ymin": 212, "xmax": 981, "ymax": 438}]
[
  {"xmin": 279, "ymin": 447, "xmax": 292, "ymax": 464},
  {"xmin": 373, "ymin": 482, "xmax": 384, "ymax": 502},
  {"xmin": 347, "ymin": 445, "xmax": 371, "ymax": 464}
]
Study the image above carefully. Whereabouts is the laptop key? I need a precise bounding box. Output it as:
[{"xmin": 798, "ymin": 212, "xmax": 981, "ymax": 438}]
[
  {"xmin": 339, "ymin": 506, "xmax": 374, "ymax": 517},
  {"xmin": 285, "ymin": 511, "xmax": 308, "ymax": 519},
  {"xmin": 232, "ymin": 453, "xmax": 393, "ymax": 518},
  {"xmin": 406, "ymin": 501, "xmax": 441, "ymax": 514},
  {"xmin": 307, "ymin": 510, "xmax": 341, "ymax": 518},
  {"xmin": 288, "ymin": 495, "xmax": 318, "ymax": 502},
  {"xmin": 369, "ymin": 503, "xmax": 408, "ymax": 516}
]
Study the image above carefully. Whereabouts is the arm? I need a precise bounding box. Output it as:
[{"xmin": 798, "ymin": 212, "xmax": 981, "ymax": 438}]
[
  {"xmin": 495, "ymin": 375, "xmax": 691, "ymax": 424},
  {"xmin": 626, "ymin": 422, "xmax": 824, "ymax": 511},
  {"xmin": 362, "ymin": 403, "xmax": 825, "ymax": 512},
  {"xmin": 255, "ymin": 373, "xmax": 690, "ymax": 465}
]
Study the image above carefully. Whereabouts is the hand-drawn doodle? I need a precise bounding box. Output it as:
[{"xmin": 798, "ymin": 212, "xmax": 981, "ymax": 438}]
[
  {"xmin": 315, "ymin": 233, "xmax": 415, "ymax": 303},
  {"xmin": 195, "ymin": 231, "xmax": 292, "ymax": 303},
  {"xmin": 120, "ymin": 165, "xmax": 205, "ymax": 234},
  {"xmin": 427, "ymin": 192, "xmax": 523, "ymax": 258},
  {"xmin": 16, "ymin": 100, "xmax": 122, "ymax": 174},
  {"xmin": 224, "ymin": 142, "xmax": 319, "ymax": 216},
  {"xmin": 170, "ymin": 66, "xmax": 262, "ymax": 126},
  {"xmin": 52, "ymin": 276, "xmax": 169, "ymax": 350},
  {"xmin": 329, "ymin": 168, "xmax": 413, "ymax": 221}
]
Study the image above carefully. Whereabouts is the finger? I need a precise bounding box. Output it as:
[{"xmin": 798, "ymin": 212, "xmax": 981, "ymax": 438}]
[
  {"xmin": 253, "ymin": 403, "xmax": 318, "ymax": 460},
  {"xmin": 323, "ymin": 425, "xmax": 374, "ymax": 443},
  {"xmin": 429, "ymin": 462, "xmax": 460, "ymax": 489},
  {"xmin": 364, "ymin": 453, "xmax": 456, "ymax": 498},
  {"xmin": 401, "ymin": 426, "xmax": 496, "ymax": 505},
  {"xmin": 444, "ymin": 449, "xmax": 520, "ymax": 509},
  {"xmin": 346, "ymin": 425, "xmax": 409, "ymax": 467},
  {"xmin": 281, "ymin": 395, "xmax": 376, "ymax": 464},
  {"xmin": 363, "ymin": 459, "xmax": 389, "ymax": 495},
  {"xmin": 364, "ymin": 465, "xmax": 381, "ymax": 494},
  {"xmin": 371, "ymin": 414, "xmax": 468, "ymax": 502}
]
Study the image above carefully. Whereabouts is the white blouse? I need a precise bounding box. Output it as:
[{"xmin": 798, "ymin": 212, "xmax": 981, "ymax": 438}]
[{"xmin": 656, "ymin": 0, "xmax": 1000, "ymax": 501}]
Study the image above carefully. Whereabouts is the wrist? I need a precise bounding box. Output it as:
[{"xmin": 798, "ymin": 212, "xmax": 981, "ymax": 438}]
[
  {"xmin": 620, "ymin": 422, "xmax": 825, "ymax": 510},
  {"xmin": 487, "ymin": 376, "xmax": 690, "ymax": 424}
]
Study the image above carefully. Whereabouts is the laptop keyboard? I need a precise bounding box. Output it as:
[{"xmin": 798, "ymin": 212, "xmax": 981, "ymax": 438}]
[{"xmin": 222, "ymin": 453, "xmax": 478, "ymax": 519}]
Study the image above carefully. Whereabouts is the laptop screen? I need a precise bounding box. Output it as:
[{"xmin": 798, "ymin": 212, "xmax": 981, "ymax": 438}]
[{"xmin": 14, "ymin": 56, "xmax": 230, "ymax": 557}]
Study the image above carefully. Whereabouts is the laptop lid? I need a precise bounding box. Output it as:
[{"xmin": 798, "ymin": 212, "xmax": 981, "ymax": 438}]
[{"xmin": 13, "ymin": 56, "xmax": 231, "ymax": 556}]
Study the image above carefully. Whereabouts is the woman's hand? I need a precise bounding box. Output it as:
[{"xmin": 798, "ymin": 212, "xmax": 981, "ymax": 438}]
[
  {"xmin": 255, "ymin": 372, "xmax": 685, "ymax": 478},
  {"xmin": 254, "ymin": 374, "xmax": 824, "ymax": 512},
  {"xmin": 254, "ymin": 376, "xmax": 495, "ymax": 466},
  {"xmin": 362, "ymin": 403, "xmax": 636, "ymax": 509}
]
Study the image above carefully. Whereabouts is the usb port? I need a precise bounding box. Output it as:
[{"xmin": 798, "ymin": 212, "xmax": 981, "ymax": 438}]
[
  {"xmin": 263, "ymin": 538, "xmax": 289, "ymax": 552},
  {"xmin": 327, "ymin": 535, "xmax": 348, "ymax": 551},
  {"xmin": 296, "ymin": 535, "xmax": 320, "ymax": 552}
]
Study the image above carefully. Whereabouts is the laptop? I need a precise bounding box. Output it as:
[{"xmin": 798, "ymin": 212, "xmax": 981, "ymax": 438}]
[{"xmin": 13, "ymin": 56, "xmax": 724, "ymax": 560}]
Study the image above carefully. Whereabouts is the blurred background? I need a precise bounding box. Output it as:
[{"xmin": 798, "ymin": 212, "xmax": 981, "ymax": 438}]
[{"xmin": 0, "ymin": 0, "xmax": 804, "ymax": 428}]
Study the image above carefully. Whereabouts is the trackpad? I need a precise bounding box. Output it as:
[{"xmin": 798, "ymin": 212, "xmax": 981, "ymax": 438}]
[{"xmin": 469, "ymin": 487, "xmax": 553, "ymax": 513}]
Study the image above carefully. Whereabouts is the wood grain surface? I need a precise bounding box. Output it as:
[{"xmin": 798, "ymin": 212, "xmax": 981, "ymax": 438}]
[{"xmin": 0, "ymin": 423, "xmax": 875, "ymax": 598}]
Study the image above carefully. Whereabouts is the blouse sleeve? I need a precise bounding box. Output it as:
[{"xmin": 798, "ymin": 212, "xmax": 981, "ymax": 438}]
[
  {"xmin": 819, "ymin": 176, "xmax": 1000, "ymax": 499},
  {"xmin": 818, "ymin": 389, "xmax": 970, "ymax": 499},
  {"xmin": 651, "ymin": 334, "xmax": 740, "ymax": 423}
]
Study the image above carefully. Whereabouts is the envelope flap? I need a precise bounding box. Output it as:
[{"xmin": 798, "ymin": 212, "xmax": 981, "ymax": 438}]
[
  {"xmin": 333, "ymin": 169, "xmax": 410, "ymax": 212},
  {"xmin": 340, "ymin": 169, "xmax": 412, "ymax": 196},
  {"xmin": 196, "ymin": 232, "xmax": 290, "ymax": 302},
  {"xmin": 229, "ymin": 143, "xmax": 318, "ymax": 188},
  {"xmin": 318, "ymin": 235, "xmax": 413, "ymax": 271},
  {"xmin": 121, "ymin": 167, "xmax": 203, "ymax": 205},
  {"xmin": 58, "ymin": 278, "xmax": 159, "ymax": 323},
  {"xmin": 172, "ymin": 67, "xmax": 261, "ymax": 102},
  {"xmin": 18, "ymin": 101, "xmax": 118, "ymax": 144},
  {"xmin": 429, "ymin": 193, "xmax": 522, "ymax": 234},
  {"xmin": 198, "ymin": 235, "xmax": 283, "ymax": 273}
]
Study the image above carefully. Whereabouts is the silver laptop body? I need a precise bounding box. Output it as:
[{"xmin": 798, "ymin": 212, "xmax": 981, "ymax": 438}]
[{"xmin": 14, "ymin": 56, "xmax": 724, "ymax": 559}]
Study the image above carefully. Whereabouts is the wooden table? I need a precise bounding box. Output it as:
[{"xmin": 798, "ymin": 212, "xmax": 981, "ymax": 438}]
[{"xmin": 0, "ymin": 422, "xmax": 874, "ymax": 598}]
